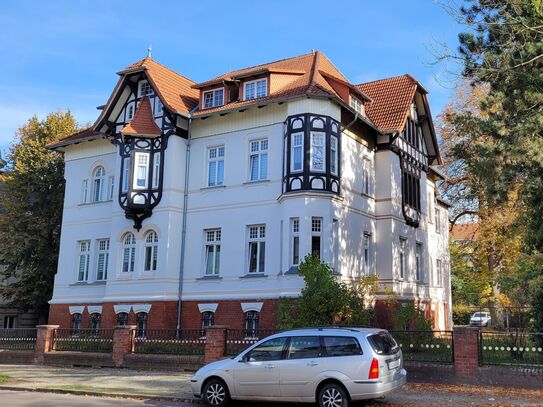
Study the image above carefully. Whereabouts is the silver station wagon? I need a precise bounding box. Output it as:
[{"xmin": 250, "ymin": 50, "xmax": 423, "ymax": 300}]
[{"xmin": 191, "ymin": 327, "xmax": 406, "ymax": 407}]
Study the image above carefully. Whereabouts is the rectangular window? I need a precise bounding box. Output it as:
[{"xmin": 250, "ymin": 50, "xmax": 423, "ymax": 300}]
[
  {"xmin": 207, "ymin": 146, "xmax": 225, "ymax": 187},
  {"xmin": 399, "ymin": 237, "xmax": 407, "ymax": 280},
  {"xmin": 108, "ymin": 176, "xmax": 114, "ymax": 200},
  {"xmin": 81, "ymin": 179, "xmax": 88, "ymax": 203},
  {"xmin": 330, "ymin": 136, "xmax": 338, "ymax": 176},
  {"xmin": 152, "ymin": 152, "xmax": 160, "ymax": 189},
  {"xmin": 138, "ymin": 80, "xmax": 153, "ymax": 97},
  {"xmin": 362, "ymin": 158, "xmax": 371, "ymax": 195},
  {"xmin": 249, "ymin": 139, "xmax": 268, "ymax": 181},
  {"xmin": 291, "ymin": 218, "xmax": 300, "ymax": 266},
  {"xmin": 244, "ymin": 78, "xmax": 267, "ymax": 100},
  {"xmin": 436, "ymin": 259, "xmax": 442, "ymax": 287},
  {"xmin": 77, "ymin": 241, "xmax": 91, "ymax": 282},
  {"xmin": 248, "ymin": 225, "xmax": 266, "ymax": 274},
  {"xmin": 363, "ymin": 233, "xmax": 372, "ymax": 275},
  {"xmin": 311, "ymin": 217, "xmax": 322, "ymax": 259},
  {"xmin": 205, "ymin": 229, "xmax": 221, "ymax": 275},
  {"xmin": 291, "ymin": 132, "xmax": 304, "ymax": 173},
  {"xmin": 133, "ymin": 152, "xmax": 149, "ymax": 190},
  {"xmin": 350, "ymin": 95, "xmax": 364, "ymax": 115},
  {"xmin": 416, "ymin": 243, "xmax": 422, "ymax": 282},
  {"xmin": 96, "ymin": 239, "xmax": 109, "ymax": 281},
  {"xmin": 203, "ymin": 88, "xmax": 224, "ymax": 109},
  {"xmin": 3, "ymin": 316, "xmax": 16, "ymax": 329},
  {"xmin": 122, "ymin": 245, "xmax": 135, "ymax": 273},
  {"xmin": 435, "ymin": 207, "xmax": 441, "ymax": 233},
  {"xmin": 122, "ymin": 158, "xmax": 130, "ymax": 193},
  {"xmin": 310, "ymin": 132, "xmax": 326, "ymax": 172}
]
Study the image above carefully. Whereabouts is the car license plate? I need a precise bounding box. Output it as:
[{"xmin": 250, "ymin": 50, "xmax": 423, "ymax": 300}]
[{"xmin": 388, "ymin": 359, "xmax": 400, "ymax": 370}]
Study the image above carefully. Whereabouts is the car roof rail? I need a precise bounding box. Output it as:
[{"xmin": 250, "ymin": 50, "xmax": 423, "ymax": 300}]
[{"xmin": 285, "ymin": 325, "xmax": 369, "ymax": 333}]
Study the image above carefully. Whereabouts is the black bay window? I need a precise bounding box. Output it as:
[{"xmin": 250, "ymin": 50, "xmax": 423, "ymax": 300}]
[{"xmin": 283, "ymin": 113, "xmax": 341, "ymax": 194}]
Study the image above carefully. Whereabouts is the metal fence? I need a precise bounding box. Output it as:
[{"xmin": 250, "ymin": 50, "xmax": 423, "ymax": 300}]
[
  {"xmin": 389, "ymin": 330, "xmax": 454, "ymax": 363},
  {"xmin": 52, "ymin": 329, "xmax": 114, "ymax": 353},
  {"xmin": 134, "ymin": 329, "xmax": 205, "ymax": 355},
  {"xmin": 479, "ymin": 331, "xmax": 543, "ymax": 367},
  {"xmin": 225, "ymin": 329, "xmax": 278, "ymax": 356},
  {"xmin": 0, "ymin": 328, "xmax": 37, "ymax": 351}
]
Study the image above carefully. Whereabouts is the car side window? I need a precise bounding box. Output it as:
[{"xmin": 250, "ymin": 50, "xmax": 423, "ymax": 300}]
[
  {"xmin": 246, "ymin": 337, "xmax": 287, "ymax": 362},
  {"xmin": 323, "ymin": 336, "xmax": 363, "ymax": 357},
  {"xmin": 287, "ymin": 336, "xmax": 321, "ymax": 359}
]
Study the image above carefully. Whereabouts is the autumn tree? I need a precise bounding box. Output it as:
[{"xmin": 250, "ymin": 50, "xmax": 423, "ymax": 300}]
[{"xmin": 0, "ymin": 111, "xmax": 78, "ymax": 322}]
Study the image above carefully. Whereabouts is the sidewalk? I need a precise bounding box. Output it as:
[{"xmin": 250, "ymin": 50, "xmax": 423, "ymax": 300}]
[{"xmin": 0, "ymin": 364, "xmax": 194, "ymax": 400}]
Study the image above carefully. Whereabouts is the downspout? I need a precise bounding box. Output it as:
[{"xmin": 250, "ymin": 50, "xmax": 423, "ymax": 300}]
[{"xmin": 176, "ymin": 108, "xmax": 196, "ymax": 332}]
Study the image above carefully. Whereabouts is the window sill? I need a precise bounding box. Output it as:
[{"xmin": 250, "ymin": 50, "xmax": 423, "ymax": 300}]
[
  {"xmin": 196, "ymin": 275, "xmax": 222, "ymax": 280},
  {"xmin": 282, "ymin": 266, "xmax": 299, "ymax": 275},
  {"xmin": 240, "ymin": 273, "xmax": 268, "ymax": 279},
  {"xmin": 78, "ymin": 200, "xmax": 113, "ymax": 207},
  {"xmin": 200, "ymin": 185, "xmax": 226, "ymax": 191},
  {"xmin": 242, "ymin": 179, "xmax": 270, "ymax": 186},
  {"xmin": 70, "ymin": 281, "xmax": 107, "ymax": 287},
  {"xmin": 360, "ymin": 192, "xmax": 374, "ymax": 199}
]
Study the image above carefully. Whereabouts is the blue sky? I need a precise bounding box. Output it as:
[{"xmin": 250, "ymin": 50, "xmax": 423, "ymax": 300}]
[{"xmin": 0, "ymin": 0, "xmax": 463, "ymax": 154}]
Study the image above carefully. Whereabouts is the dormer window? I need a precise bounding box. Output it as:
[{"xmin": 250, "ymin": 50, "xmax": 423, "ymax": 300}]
[
  {"xmin": 127, "ymin": 105, "xmax": 134, "ymax": 121},
  {"xmin": 138, "ymin": 80, "xmax": 153, "ymax": 97},
  {"xmin": 203, "ymin": 88, "xmax": 224, "ymax": 109},
  {"xmin": 244, "ymin": 78, "xmax": 267, "ymax": 100},
  {"xmin": 350, "ymin": 95, "xmax": 364, "ymax": 115}
]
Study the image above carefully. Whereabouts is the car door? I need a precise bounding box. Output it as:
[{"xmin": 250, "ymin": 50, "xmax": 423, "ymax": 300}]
[
  {"xmin": 233, "ymin": 336, "xmax": 287, "ymax": 398},
  {"xmin": 279, "ymin": 335, "xmax": 322, "ymax": 400}
]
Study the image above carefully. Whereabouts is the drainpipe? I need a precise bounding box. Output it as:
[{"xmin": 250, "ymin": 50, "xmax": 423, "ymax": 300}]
[{"xmin": 176, "ymin": 109, "xmax": 196, "ymax": 332}]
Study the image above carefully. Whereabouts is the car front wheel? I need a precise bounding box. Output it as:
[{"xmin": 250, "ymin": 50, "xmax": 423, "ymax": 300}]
[
  {"xmin": 319, "ymin": 382, "xmax": 349, "ymax": 407},
  {"xmin": 202, "ymin": 378, "xmax": 230, "ymax": 407}
]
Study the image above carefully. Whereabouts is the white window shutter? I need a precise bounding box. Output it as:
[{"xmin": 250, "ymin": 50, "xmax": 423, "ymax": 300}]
[
  {"xmin": 81, "ymin": 179, "xmax": 88, "ymax": 203},
  {"xmin": 108, "ymin": 176, "xmax": 114, "ymax": 200}
]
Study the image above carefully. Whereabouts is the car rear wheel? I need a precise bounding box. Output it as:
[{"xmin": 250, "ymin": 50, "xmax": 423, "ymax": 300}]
[
  {"xmin": 318, "ymin": 382, "xmax": 349, "ymax": 407},
  {"xmin": 202, "ymin": 378, "xmax": 230, "ymax": 407}
]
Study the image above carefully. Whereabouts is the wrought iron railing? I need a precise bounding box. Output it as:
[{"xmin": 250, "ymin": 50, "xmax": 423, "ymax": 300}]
[
  {"xmin": 389, "ymin": 330, "xmax": 454, "ymax": 363},
  {"xmin": 134, "ymin": 329, "xmax": 205, "ymax": 355},
  {"xmin": 225, "ymin": 329, "xmax": 278, "ymax": 356},
  {"xmin": 0, "ymin": 328, "xmax": 37, "ymax": 351},
  {"xmin": 52, "ymin": 328, "xmax": 114, "ymax": 353},
  {"xmin": 480, "ymin": 331, "xmax": 543, "ymax": 367}
]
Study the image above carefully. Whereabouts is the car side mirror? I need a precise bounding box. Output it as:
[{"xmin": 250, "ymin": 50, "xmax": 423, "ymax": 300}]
[{"xmin": 240, "ymin": 354, "xmax": 249, "ymax": 362}]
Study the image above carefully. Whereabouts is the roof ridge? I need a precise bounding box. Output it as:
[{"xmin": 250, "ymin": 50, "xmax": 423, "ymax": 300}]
[
  {"xmin": 145, "ymin": 58, "xmax": 197, "ymax": 84},
  {"xmin": 317, "ymin": 51, "xmax": 350, "ymax": 82},
  {"xmin": 356, "ymin": 73, "xmax": 414, "ymax": 87}
]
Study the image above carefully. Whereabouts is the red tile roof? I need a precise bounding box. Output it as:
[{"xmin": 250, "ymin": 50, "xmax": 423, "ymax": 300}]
[
  {"xmin": 451, "ymin": 223, "xmax": 479, "ymax": 241},
  {"xmin": 47, "ymin": 127, "xmax": 100, "ymax": 149},
  {"xmin": 120, "ymin": 97, "xmax": 162, "ymax": 137},
  {"xmin": 356, "ymin": 74, "xmax": 421, "ymax": 133}
]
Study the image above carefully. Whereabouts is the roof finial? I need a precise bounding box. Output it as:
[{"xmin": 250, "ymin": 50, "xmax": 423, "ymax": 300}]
[
  {"xmin": 311, "ymin": 49, "xmax": 315, "ymax": 55},
  {"xmin": 147, "ymin": 45, "xmax": 152, "ymax": 59}
]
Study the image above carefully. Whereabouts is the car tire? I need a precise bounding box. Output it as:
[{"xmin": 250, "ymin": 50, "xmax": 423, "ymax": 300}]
[
  {"xmin": 318, "ymin": 382, "xmax": 349, "ymax": 407},
  {"xmin": 202, "ymin": 378, "xmax": 230, "ymax": 407}
]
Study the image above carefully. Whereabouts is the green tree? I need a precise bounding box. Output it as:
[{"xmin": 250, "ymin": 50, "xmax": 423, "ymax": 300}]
[{"xmin": 0, "ymin": 111, "xmax": 78, "ymax": 322}]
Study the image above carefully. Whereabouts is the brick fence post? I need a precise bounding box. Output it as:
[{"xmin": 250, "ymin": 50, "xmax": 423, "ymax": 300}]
[
  {"xmin": 205, "ymin": 325, "xmax": 228, "ymax": 364},
  {"xmin": 34, "ymin": 325, "xmax": 59, "ymax": 364},
  {"xmin": 112, "ymin": 325, "xmax": 135, "ymax": 367},
  {"xmin": 453, "ymin": 327, "xmax": 480, "ymax": 377}
]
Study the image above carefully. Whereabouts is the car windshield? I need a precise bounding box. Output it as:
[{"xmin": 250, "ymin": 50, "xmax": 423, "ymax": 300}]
[
  {"xmin": 473, "ymin": 312, "xmax": 487, "ymax": 317},
  {"xmin": 367, "ymin": 331, "xmax": 399, "ymax": 355}
]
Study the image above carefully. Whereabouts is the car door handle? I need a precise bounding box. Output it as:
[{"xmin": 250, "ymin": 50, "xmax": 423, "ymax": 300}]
[
  {"xmin": 307, "ymin": 361, "xmax": 318, "ymax": 367},
  {"xmin": 264, "ymin": 364, "xmax": 276, "ymax": 369}
]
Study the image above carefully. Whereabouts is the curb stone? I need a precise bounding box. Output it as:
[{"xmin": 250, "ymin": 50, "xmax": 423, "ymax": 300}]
[{"xmin": 0, "ymin": 385, "xmax": 205, "ymax": 404}]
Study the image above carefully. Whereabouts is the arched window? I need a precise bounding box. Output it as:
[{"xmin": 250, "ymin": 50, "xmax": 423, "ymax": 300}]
[
  {"xmin": 200, "ymin": 311, "xmax": 215, "ymax": 335},
  {"xmin": 92, "ymin": 166, "xmax": 106, "ymax": 202},
  {"xmin": 122, "ymin": 232, "xmax": 136, "ymax": 273},
  {"xmin": 72, "ymin": 313, "xmax": 82, "ymax": 334},
  {"xmin": 143, "ymin": 230, "xmax": 158, "ymax": 272},
  {"xmin": 90, "ymin": 313, "xmax": 101, "ymax": 333},
  {"xmin": 136, "ymin": 312, "xmax": 148, "ymax": 338},
  {"xmin": 117, "ymin": 312, "xmax": 129, "ymax": 326},
  {"xmin": 244, "ymin": 311, "xmax": 259, "ymax": 339}
]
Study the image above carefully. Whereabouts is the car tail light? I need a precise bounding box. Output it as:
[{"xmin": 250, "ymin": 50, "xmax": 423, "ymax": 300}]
[{"xmin": 368, "ymin": 357, "xmax": 379, "ymax": 379}]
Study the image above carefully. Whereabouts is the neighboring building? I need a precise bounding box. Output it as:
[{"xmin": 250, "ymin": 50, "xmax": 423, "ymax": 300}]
[
  {"xmin": 0, "ymin": 153, "xmax": 40, "ymax": 328},
  {"xmin": 451, "ymin": 223, "xmax": 478, "ymax": 243},
  {"xmin": 47, "ymin": 51, "xmax": 451, "ymax": 333}
]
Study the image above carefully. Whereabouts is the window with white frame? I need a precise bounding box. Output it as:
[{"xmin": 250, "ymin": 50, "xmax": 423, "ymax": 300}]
[
  {"xmin": 108, "ymin": 176, "xmax": 114, "ymax": 200},
  {"xmin": 144, "ymin": 230, "xmax": 159, "ymax": 272},
  {"xmin": 122, "ymin": 157, "xmax": 130, "ymax": 193},
  {"xmin": 310, "ymin": 132, "xmax": 326, "ymax": 172},
  {"xmin": 363, "ymin": 232, "xmax": 372, "ymax": 275},
  {"xmin": 399, "ymin": 237, "xmax": 407, "ymax": 280},
  {"xmin": 330, "ymin": 136, "xmax": 338, "ymax": 176},
  {"xmin": 81, "ymin": 179, "xmax": 89, "ymax": 203},
  {"xmin": 127, "ymin": 104, "xmax": 134, "ymax": 121},
  {"xmin": 291, "ymin": 218, "xmax": 300, "ymax": 266},
  {"xmin": 436, "ymin": 259, "xmax": 443, "ymax": 287},
  {"xmin": 416, "ymin": 243, "xmax": 423, "ymax": 281},
  {"xmin": 96, "ymin": 239, "xmax": 109, "ymax": 281},
  {"xmin": 92, "ymin": 166, "xmax": 106, "ymax": 202},
  {"xmin": 138, "ymin": 80, "xmax": 153, "ymax": 97},
  {"xmin": 244, "ymin": 78, "xmax": 267, "ymax": 100},
  {"xmin": 152, "ymin": 152, "xmax": 160, "ymax": 189},
  {"xmin": 362, "ymin": 158, "xmax": 371, "ymax": 195},
  {"xmin": 311, "ymin": 217, "xmax": 322, "ymax": 259},
  {"xmin": 122, "ymin": 232, "xmax": 136, "ymax": 273},
  {"xmin": 248, "ymin": 225, "xmax": 266, "ymax": 274},
  {"xmin": 249, "ymin": 139, "xmax": 268, "ymax": 181},
  {"xmin": 435, "ymin": 207, "xmax": 441, "ymax": 233},
  {"xmin": 291, "ymin": 132, "xmax": 304, "ymax": 172},
  {"xmin": 350, "ymin": 95, "xmax": 364, "ymax": 115},
  {"xmin": 77, "ymin": 241, "xmax": 91, "ymax": 282},
  {"xmin": 205, "ymin": 229, "xmax": 221, "ymax": 276},
  {"xmin": 207, "ymin": 146, "xmax": 225, "ymax": 187},
  {"xmin": 203, "ymin": 88, "xmax": 224, "ymax": 109},
  {"xmin": 133, "ymin": 152, "xmax": 149, "ymax": 190}
]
